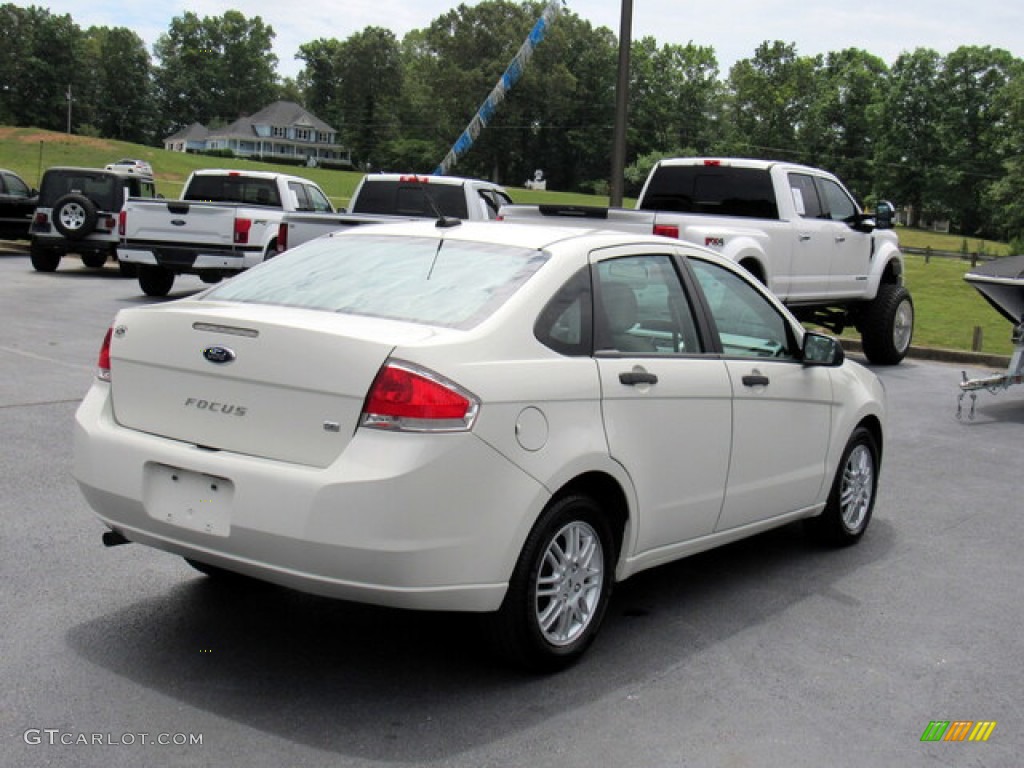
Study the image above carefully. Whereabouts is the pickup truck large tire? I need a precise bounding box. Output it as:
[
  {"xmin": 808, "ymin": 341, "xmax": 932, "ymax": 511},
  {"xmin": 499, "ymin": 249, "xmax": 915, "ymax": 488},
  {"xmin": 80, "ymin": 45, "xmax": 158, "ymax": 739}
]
[
  {"xmin": 138, "ymin": 265, "xmax": 175, "ymax": 297},
  {"xmin": 860, "ymin": 284, "xmax": 914, "ymax": 365}
]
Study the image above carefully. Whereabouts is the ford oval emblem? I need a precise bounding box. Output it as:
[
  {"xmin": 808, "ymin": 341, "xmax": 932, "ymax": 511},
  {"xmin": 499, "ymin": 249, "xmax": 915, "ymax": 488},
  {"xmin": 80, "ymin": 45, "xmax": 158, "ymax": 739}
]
[{"xmin": 202, "ymin": 346, "xmax": 236, "ymax": 364}]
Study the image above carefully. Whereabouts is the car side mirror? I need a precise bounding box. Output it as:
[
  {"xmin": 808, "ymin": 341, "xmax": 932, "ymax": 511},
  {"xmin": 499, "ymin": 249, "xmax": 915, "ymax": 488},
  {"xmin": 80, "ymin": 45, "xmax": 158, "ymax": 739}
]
[
  {"xmin": 874, "ymin": 200, "xmax": 894, "ymax": 230},
  {"xmin": 802, "ymin": 332, "xmax": 844, "ymax": 367}
]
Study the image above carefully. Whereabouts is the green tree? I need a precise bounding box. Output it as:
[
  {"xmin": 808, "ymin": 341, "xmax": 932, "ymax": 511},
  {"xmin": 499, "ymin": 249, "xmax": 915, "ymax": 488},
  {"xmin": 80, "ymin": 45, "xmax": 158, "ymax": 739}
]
[
  {"xmin": 724, "ymin": 41, "xmax": 820, "ymax": 159},
  {"xmin": 0, "ymin": 5, "xmax": 83, "ymax": 131},
  {"xmin": 802, "ymin": 48, "xmax": 887, "ymax": 200},
  {"xmin": 336, "ymin": 27, "xmax": 404, "ymax": 168},
  {"xmin": 985, "ymin": 61, "xmax": 1024, "ymax": 242},
  {"xmin": 873, "ymin": 48, "xmax": 944, "ymax": 227},
  {"xmin": 154, "ymin": 10, "xmax": 278, "ymax": 135},
  {"xmin": 628, "ymin": 39, "xmax": 720, "ymax": 161},
  {"xmin": 935, "ymin": 46, "xmax": 1016, "ymax": 236},
  {"xmin": 80, "ymin": 26, "xmax": 156, "ymax": 143}
]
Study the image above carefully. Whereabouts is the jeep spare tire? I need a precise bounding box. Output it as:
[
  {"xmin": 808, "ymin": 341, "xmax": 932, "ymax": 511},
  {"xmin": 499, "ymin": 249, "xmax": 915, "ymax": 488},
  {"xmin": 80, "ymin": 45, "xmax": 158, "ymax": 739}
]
[{"xmin": 52, "ymin": 194, "xmax": 99, "ymax": 240}]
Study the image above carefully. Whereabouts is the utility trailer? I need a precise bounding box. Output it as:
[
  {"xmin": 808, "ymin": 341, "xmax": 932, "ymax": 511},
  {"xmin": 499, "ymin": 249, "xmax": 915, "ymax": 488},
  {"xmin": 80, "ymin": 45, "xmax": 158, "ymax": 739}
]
[{"xmin": 958, "ymin": 254, "xmax": 1024, "ymax": 420}]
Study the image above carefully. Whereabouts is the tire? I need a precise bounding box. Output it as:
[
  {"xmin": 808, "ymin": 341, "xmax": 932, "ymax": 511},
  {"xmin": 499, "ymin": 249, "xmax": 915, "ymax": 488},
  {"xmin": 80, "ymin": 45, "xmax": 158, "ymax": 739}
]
[
  {"xmin": 805, "ymin": 426, "xmax": 879, "ymax": 546},
  {"xmin": 52, "ymin": 194, "xmax": 99, "ymax": 240},
  {"xmin": 30, "ymin": 244, "xmax": 62, "ymax": 272},
  {"xmin": 860, "ymin": 284, "xmax": 913, "ymax": 365},
  {"xmin": 488, "ymin": 494, "xmax": 615, "ymax": 672},
  {"xmin": 81, "ymin": 252, "xmax": 107, "ymax": 269},
  {"xmin": 138, "ymin": 265, "xmax": 175, "ymax": 297}
]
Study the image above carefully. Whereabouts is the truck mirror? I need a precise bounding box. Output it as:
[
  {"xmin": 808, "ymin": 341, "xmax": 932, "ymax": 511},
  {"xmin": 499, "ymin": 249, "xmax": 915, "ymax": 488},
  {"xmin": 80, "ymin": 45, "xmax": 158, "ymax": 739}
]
[{"xmin": 874, "ymin": 201, "xmax": 894, "ymax": 230}]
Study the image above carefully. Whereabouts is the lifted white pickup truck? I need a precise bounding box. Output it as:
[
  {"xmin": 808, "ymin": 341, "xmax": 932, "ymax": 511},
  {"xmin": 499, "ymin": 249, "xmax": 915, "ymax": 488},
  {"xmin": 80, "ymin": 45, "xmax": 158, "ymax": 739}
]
[
  {"xmin": 500, "ymin": 157, "xmax": 913, "ymax": 364},
  {"xmin": 117, "ymin": 169, "xmax": 333, "ymax": 296},
  {"xmin": 276, "ymin": 173, "xmax": 513, "ymax": 252}
]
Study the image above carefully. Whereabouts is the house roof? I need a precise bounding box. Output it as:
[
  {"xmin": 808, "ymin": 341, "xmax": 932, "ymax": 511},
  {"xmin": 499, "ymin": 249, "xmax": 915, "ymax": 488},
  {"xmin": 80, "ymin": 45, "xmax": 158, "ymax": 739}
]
[
  {"xmin": 163, "ymin": 101, "xmax": 337, "ymax": 144},
  {"xmin": 164, "ymin": 122, "xmax": 209, "ymax": 143}
]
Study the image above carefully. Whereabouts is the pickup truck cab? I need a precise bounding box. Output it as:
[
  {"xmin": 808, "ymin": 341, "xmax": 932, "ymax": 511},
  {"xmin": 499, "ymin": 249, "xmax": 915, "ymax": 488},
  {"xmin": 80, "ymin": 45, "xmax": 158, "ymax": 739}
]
[
  {"xmin": 118, "ymin": 169, "xmax": 333, "ymax": 296},
  {"xmin": 277, "ymin": 173, "xmax": 513, "ymax": 252},
  {"xmin": 500, "ymin": 158, "xmax": 912, "ymax": 364}
]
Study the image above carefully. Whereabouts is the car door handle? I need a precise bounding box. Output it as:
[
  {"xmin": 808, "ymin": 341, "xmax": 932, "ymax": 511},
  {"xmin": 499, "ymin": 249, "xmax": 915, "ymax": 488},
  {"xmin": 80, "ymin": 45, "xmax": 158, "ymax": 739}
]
[
  {"xmin": 620, "ymin": 371, "xmax": 658, "ymax": 386},
  {"xmin": 835, "ymin": 235, "xmax": 846, "ymax": 243},
  {"xmin": 742, "ymin": 374, "xmax": 770, "ymax": 387},
  {"xmin": 798, "ymin": 233, "xmax": 812, "ymax": 242}
]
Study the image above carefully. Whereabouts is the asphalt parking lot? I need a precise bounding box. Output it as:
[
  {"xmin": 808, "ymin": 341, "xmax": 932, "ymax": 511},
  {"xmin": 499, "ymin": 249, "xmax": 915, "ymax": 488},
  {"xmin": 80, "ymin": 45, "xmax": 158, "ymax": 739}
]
[{"xmin": 2, "ymin": 244, "xmax": 1022, "ymax": 767}]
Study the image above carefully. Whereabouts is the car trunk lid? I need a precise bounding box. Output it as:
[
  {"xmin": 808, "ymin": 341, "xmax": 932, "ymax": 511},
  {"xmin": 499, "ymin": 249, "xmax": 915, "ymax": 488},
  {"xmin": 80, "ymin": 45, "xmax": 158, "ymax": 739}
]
[{"xmin": 107, "ymin": 302, "xmax": 439, "ymax": 467}]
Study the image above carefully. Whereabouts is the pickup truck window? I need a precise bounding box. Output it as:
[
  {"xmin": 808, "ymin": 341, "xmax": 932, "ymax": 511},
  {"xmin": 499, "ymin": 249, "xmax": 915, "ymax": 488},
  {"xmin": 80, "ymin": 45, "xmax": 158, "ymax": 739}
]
[
  {"xmin": 185, "ymin": 176, "xmax": 282, "ymax": 207},
  {"xmin": 816, "ymin": 177, "xmax": 857, "ymax": 221},
  {"xmin": 788, "ymin": 173, "xmax": 824, "ymax": 219},
  {"xmin": 640, "ymin": 166, "xmax": 778, "ymax": 220},
  {"xmin": 353, "ymin": 181, "xmax": 470, "ymax": 219}
]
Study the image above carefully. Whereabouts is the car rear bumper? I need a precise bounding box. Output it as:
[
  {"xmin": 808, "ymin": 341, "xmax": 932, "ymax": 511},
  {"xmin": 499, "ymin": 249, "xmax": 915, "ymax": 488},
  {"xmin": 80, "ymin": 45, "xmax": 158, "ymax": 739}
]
[
  {"xmin": 118, "ymin": 246, "xmax": 258, "ymax": 272},
  {"xmin": 73, "ymin": 382, "xmax": 548, "ymax": 612}
]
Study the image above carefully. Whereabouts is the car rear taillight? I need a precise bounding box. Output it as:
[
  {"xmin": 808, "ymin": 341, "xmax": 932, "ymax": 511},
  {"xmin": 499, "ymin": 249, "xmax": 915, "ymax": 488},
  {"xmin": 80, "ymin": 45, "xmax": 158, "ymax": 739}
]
[
  {"xmin": 34, "ymin": 211, "xmax": 48, "ymax": 225},
  {"xmin": 234, "ymin": 218, "xmax": 252, "ymax": 244},
  {"xmin": 276, "ymin": 221, "xmax": 288, "ymax": 252},
  {"xmin": 118, "ymin": 209, "xmax": 127, "ymax": 236},
  {"xmin": 653, "ymin": 224, "xmax": 679, "ymax": 238},
  {"xmin": 361, "ymin": 361, "xmax": 479, "ymax": 432},
  {"xmin": 97, "ymin": 327, "xmax": 113, "ymax": 381}
]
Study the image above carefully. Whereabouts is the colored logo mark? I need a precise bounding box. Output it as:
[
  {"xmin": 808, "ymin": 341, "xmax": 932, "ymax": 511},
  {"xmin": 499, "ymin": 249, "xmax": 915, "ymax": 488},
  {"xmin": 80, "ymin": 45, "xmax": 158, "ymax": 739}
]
[{"xmin": 921, "ymin": 721, "xmax": 997, "ymax": 742}]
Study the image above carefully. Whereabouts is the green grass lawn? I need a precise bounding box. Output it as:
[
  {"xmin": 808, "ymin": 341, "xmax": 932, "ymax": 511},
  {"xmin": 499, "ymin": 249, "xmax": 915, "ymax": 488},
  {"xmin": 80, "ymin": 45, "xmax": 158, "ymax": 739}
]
[
  {"xmin": 1, "ymin": 125, "xmax": 1018, "ymax": 356},
  {"xmin": 902, "ymin": 254, "xmax": 1015, "ymax": 356}
]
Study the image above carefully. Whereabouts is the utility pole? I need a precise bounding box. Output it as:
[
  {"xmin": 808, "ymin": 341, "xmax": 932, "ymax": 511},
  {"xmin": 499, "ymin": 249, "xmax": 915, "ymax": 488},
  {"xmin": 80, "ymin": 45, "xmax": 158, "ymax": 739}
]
[
  {"xmin": 65, "ymin": 84, "xmax": 72, "ymax": 134},
  {"xmin": 609, "ymin": 0, "xmax": 632, "ymax": 206}
]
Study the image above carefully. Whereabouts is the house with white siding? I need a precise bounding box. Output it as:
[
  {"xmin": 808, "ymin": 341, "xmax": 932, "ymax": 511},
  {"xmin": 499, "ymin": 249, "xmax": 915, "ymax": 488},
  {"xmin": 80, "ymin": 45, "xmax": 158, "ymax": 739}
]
[{"xmin": 163, "ymin": 101, "xmax": 350, "ymax": 167}]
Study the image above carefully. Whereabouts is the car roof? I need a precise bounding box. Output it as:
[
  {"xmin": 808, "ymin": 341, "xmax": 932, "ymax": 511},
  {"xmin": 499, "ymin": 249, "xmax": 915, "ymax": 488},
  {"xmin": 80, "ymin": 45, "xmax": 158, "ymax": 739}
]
[
  {"xmin": 363, "ymin": 173, "xmax": 502, "ymax": 188},
  {"xmin": 335, "ymin": 219, "xmax": 723, "ymax": 262}
]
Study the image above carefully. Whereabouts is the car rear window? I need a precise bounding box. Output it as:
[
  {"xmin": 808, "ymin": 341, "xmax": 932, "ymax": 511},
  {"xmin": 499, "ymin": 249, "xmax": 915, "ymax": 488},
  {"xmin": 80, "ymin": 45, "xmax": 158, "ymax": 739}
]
[
  {"xmin": 639, "ymin": 165, "xmax": 778, "ymax": 219},
  {"xmin": 352, "ymin": 181, "xmax": 470, "ymax": 219},
  {"xmin": 40, "ymin": 171, "xmax": 119, "ymax": 210},
  {"xmin": 203, "ymin": 234, "xmax": 548, "ymax": 330}
]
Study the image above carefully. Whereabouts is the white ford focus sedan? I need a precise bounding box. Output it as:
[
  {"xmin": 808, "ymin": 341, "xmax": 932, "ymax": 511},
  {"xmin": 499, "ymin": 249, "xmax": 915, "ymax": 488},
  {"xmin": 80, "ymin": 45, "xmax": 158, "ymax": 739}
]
[{"xmin": 74, "ymin": 220, "xmax": 885, "ymax": 670}]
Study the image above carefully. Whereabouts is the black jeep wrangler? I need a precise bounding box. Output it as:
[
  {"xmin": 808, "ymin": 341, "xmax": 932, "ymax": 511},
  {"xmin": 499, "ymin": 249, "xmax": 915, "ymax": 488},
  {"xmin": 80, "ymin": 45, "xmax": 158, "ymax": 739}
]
[{"xmin": 30, "ymin": 166, "xmax": 157, "ymax": 272}]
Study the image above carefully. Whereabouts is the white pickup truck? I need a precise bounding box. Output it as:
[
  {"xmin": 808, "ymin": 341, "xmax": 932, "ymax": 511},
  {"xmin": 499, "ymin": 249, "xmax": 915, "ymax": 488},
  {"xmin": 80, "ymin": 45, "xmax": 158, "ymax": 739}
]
[
  {"xmin": 276, "ymin": 173, "xmax": 514, "ymax": 252},
  {"xmin": 500, "ymin": 157, "xmax": 913, "ymax": 364},
  {"xmin": 117, "ymin": 169, "xmax": 334, "ymax": 296}
]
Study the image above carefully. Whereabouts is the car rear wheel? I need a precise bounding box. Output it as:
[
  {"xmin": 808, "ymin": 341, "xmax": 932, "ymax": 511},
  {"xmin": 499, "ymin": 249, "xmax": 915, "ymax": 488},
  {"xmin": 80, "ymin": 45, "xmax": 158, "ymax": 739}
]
[
  {"xmin": 81, "ymin": 252, "xmax": 107, "ymax": 269},
  {"xmin": 489, "ymin": 494, "xmax": 614, "ymax": 672},
  {"xmin": 138, "ymin": 265, "xmax": 175, "ymax": 297},
  {"xmin": 30, "ymin": 244, "xmax": 62, "ymax": 272},
  {"xmin": 52, "ymin": 194, "xmax": 99, "ymax": 240},
  {"xmin": 805, "ymin": 426, "xmax": 878, "ymax": 546}
]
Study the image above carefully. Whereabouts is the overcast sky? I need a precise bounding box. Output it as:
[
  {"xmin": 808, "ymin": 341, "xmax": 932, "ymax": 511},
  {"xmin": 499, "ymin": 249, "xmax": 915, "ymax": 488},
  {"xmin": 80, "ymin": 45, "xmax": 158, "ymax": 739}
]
[{"xmin": 19, "ymin": 0, "xmax": 1024, "ymax": 79}]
